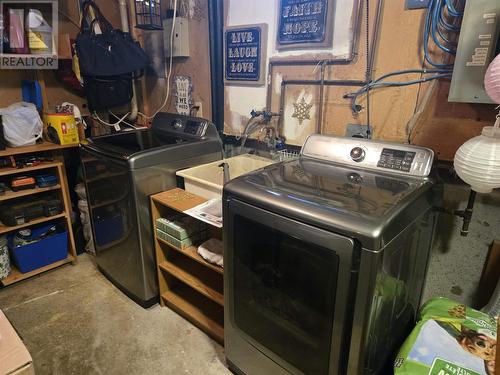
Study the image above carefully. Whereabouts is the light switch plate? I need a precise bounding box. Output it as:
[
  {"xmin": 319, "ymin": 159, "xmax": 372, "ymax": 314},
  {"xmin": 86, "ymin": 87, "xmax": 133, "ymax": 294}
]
[{"xmin": 405, "ymin": 0, "xmax": 430, "ymax": 9}]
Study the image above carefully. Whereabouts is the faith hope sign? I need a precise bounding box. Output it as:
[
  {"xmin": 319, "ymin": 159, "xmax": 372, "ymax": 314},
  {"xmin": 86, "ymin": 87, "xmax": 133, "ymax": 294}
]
[
  {"xmin": 224, "ymin": 24, "xmax": 267, "ymax": 85},
  {"xmin": 276, "ymin": 0, "xmax": 332, "ymax": 50}
]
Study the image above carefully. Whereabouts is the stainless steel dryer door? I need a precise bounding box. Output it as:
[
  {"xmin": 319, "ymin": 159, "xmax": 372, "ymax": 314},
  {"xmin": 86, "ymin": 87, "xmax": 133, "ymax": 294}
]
[{"xmin": 225, "ymin": 198, "xmax": 356, "ymax": 375}]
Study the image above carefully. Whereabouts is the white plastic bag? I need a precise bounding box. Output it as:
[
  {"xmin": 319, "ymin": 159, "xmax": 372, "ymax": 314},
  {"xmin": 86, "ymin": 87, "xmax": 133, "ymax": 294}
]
[
  {"xmin": 75, "ymin": 183, "xmax": 95, "ymax": 253},
  {"xmin": 0, "ymin": 102, "xmax": 43, "ymax": 147}
]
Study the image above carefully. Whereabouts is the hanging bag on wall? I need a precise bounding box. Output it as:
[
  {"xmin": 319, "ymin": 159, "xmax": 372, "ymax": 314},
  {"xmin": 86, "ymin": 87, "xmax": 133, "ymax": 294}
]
[
  {"xmin": 75, "ymin": 1, "xmax": 150, "ymax": 77},
  {"xmin": 75, "ymin": 0, "xmax": 149, "ymax": 111},
  {"xmin": 83, "ymin": 75, "xmax": 133, "ymax": 111}
]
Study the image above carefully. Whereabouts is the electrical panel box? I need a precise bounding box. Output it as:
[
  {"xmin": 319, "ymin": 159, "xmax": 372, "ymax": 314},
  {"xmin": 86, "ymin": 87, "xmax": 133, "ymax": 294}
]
[
  {"xmin": 448, "ymin": 0, "xmax": 500, "ymax": 103},
  {"xmin": 163, "ymin": 17, "xmax": 190, "ymax": 59}
]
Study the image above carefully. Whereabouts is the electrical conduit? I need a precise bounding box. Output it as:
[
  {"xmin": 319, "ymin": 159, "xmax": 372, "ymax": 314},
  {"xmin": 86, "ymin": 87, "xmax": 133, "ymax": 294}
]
[{"xmin": 119, "ymin": 0, "xmax": 139, "ymax": 122}]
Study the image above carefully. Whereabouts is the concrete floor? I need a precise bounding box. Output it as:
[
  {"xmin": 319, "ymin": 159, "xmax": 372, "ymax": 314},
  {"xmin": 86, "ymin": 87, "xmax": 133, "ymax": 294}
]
[
  {"xmin": 0, "ymin": 254, "xmax": 230, "ymax": 375},
  {"xmin": 0, "ymin": 183, "xmax": 498, "ymax": 375},
  {"xmin": 422, "ymin": 184, "xmax": 500, "ymax": 307}
]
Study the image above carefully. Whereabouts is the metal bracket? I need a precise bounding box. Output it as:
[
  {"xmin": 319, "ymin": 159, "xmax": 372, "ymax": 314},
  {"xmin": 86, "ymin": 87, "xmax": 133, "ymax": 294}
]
[{"xmin": 345, "ymin": 124, "xmax": 371, "ymax": 138}]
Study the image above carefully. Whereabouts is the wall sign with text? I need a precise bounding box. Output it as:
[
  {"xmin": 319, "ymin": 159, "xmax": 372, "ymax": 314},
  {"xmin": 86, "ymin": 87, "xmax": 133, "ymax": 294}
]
[
  {"xmin": 224, "ymin": 24, "xmax": 268, "ymax": 86},
  {"xmin": 173, "ymin": 76, "xmax": 193, "ymax": 116},
  {"xmin": 276, "ymin": 0, "xmax": 334, "ymax": 50}
]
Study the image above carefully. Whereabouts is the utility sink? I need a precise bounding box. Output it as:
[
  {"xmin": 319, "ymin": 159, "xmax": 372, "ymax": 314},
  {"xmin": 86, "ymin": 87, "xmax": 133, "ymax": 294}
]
[{"xmin": 177, "ymin": 154, "xmax": 275, "ymax": 199}]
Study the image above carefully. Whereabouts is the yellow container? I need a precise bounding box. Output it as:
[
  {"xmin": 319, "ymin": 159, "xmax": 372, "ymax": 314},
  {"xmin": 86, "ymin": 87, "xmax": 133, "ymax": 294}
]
[{"xmin": 43, "ymin": 113, "xmax": 79, "ymax": 145}]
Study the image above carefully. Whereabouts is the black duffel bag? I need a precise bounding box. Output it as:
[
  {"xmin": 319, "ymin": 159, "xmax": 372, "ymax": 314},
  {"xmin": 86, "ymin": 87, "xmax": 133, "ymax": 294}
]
[
  {"xmin": 76, "ymin": 0, "xmax": 150, "ymax": 77},
  {"xmin": 83, "ymin": 74, "xmax": 133, "ymax": 111}
]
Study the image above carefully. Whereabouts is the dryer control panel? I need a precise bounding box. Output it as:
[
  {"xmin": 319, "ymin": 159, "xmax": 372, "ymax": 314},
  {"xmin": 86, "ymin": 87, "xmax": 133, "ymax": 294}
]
[{"xmin": 301, "ymin": 134, "xmax": 434, "ymax": 177}]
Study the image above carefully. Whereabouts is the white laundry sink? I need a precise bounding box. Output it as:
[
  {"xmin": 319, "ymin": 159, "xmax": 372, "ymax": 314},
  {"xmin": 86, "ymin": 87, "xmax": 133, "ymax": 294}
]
[{"xmin": 177, "ymin": 154, "xmax": 275, "ymax": 199}]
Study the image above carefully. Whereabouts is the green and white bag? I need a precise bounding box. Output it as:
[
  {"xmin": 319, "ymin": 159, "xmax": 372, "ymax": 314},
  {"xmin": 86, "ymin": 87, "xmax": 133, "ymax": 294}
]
[
  {"xmin": 394, "ymin": 297, "xmax": 497, "ymax": 375},
  {"xmin": 0, "ymin": 235, "xmax": 11, "ymax": 279}
]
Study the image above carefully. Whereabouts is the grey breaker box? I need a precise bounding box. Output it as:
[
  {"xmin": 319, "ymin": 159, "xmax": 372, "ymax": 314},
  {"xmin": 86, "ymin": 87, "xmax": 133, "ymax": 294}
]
[{"xmin": 448, "ymin": 0, "xmax": 500, "ymax": 104}]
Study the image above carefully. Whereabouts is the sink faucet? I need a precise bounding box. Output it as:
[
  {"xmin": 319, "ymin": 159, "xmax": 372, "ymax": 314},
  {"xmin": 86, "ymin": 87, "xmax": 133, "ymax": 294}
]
[
  {"xmin": 240, "ymin": 110, "xmax": 281, "ymax": 154},
  {"xmin": 218, "ymin": 162, "xmax": 230, "ymax": 184}
]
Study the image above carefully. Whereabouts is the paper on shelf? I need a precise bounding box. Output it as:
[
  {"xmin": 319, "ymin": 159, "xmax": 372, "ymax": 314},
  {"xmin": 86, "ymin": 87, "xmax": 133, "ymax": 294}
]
[{"xmin": 184, "ymin": 198, "xmax": 223, "ymax": 228}]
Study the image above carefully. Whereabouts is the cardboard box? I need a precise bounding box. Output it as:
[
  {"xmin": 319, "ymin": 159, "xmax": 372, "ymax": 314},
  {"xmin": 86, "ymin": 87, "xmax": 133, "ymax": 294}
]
[{"xmin": 0, "ymin": 310, "xmax": 34, "ymax": 375}]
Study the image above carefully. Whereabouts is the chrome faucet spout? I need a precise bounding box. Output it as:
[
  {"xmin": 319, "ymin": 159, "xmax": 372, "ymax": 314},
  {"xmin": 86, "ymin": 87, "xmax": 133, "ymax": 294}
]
[{"xmin": 240, "ymin": 112, "xmax": 279, "ymax": 154}]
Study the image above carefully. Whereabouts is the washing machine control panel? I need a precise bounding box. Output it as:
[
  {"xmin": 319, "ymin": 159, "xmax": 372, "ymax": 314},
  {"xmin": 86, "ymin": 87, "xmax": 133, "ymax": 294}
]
[
  {"xmin": 301, "ymin": 134, "xmax": 435, "ymax": 177},
  {"xmin": 377, "ymin": 148, "xmax": 416, "ymax": 172},
  {"xmin": 168, "ymin": 118, "xmax": 207, "ymax": 137},
  {"xmin": 183, "ymin": 120, "xmax": 207, "ymax": 136}
]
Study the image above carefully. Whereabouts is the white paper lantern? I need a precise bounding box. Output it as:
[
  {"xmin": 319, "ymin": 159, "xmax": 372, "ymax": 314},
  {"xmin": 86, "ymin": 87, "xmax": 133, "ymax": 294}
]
[
  {"xmin": 485, "ymin": 53, "xmax": 500, "ymax": 104},
  {"xmin": 454, "ymin": 54, "xmax": 500, "ymax": 194},
  {"xmin": 454, "ymin": 125, "xmax": 500, "ymax": 193}
]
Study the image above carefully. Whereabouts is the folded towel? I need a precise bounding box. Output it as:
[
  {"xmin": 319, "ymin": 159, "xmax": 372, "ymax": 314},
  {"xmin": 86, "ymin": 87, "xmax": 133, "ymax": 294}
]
[{"xmin": 197, "ymin": 238, "xmax": 223, "ymax": 267}]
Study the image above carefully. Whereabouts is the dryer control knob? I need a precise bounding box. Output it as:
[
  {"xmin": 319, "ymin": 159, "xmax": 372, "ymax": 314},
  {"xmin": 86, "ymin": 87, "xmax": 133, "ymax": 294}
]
[
  {"xmin": 350, "ymin": 147, "xmax": 365, "ymax": 162},
  {"xmin": 172, "ymin": 120, "xmax": 183, "ymax": 130}
]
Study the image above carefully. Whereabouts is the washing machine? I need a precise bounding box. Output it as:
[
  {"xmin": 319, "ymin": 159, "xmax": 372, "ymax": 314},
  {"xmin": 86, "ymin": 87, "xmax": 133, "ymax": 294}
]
[
  {"xmin": 81, "ymin": 113, "xmax": 222, "ymax": 307},
  {"xmin": 223, "ymin": 134, "xmax": 438, "ymax": 374}
]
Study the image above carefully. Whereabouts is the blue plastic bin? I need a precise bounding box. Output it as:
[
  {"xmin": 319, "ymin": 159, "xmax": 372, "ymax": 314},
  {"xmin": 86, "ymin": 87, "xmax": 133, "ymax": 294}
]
[{"xmin": 9, "ymin": 224, "xmax": 68, "ymax": 273}]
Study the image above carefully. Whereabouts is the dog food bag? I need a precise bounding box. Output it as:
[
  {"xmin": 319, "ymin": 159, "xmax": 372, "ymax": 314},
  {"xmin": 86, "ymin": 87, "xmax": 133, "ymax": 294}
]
[{"xmin": 394, "ymin": 297, "xmax": 497, "ymax": 375}]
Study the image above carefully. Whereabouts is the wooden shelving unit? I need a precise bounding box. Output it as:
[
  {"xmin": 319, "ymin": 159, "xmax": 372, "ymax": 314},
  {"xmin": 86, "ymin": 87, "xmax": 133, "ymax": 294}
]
[
  {"xmin": 161, "ymin": 286, "xmax": 224, "ymax": 343},
  {"xmin": 159, "ymin": 259, "xmax": 224, "ymax": 306},
  {"xmin": 0, "ymin": 213, "xmax": 66, "ymax": 235},
  {"xmin": 151, "ymin": 188, "xmax": 224, "ymax": 343},
  {"xmin": 0, "ymin": 161, "xmax": 62, "ymax": 177},
  {"xmin": 1, "ymin": 256, "xmax": 74, "ymax": 286},
  {"xmin": 0, "ymin": 142, "xmax": 77, "ymax": 158},
  {"xmin": 0, "ymin": 144, "xmax": 78, "ymax": 287},
  {"xmin": 156, "ymin": 238, "xmax": 223, "ymax": 275},
  {"xmin": 0, "ymin": 184, "xmax": 61, "ymax": 201}
]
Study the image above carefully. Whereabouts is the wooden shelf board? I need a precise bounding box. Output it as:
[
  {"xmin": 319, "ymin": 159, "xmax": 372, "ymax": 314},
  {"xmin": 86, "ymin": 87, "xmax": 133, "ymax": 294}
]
[
  {"xmin": 0, "ymin": 142, "xmax": 78, "ymax": 158},
  {"xmin": 157, "ymin": 237, "xmax": 223, "ymax": 275},
  {"xmin": 0, "ymin": 213, "xmax": 66, "ymax": 234},
  {"xmin": 0, "ymin": 162, "xmax": 62, "ymax": 177},
  {"xmin": 161, "ymin": 285, "xmax": 224, "ymax": 343},
  {"xmin": 0, "ymin": 184, "xmax": 61, "ymax": 201},
  {"xmin": 151, "ymin": 188, "xmax": 207, "ymax": 213},
  {"xmin": 159, "ymin": 260, "xmax": 223, "ymax": 306},
  {"xmin": 1, "ymin": 256, "xmax": 74, "ymax": 286}
]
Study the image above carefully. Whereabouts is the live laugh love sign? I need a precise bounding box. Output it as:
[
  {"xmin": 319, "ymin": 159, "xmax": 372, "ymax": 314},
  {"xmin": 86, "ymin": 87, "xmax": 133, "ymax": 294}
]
[
  {"xmin": 224, "ymin": 1, "xmax": 334, "ymax": 86},
  {"xmin": 224, "ymin": 24, "xmax": 268, "ymax": 85}
]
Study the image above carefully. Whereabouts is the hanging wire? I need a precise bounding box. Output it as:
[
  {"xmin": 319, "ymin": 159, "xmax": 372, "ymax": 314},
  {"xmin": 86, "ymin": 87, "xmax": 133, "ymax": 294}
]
[
  {"xmin": 138, "ymin": 0, "xmax": 179, "ymax": 120},
  {"xmin": 365, "ymin": 0, "xmax": 372, "ymax": 138},
  {"xmin": 345, "ymin": 0, "xmax": 464, "ymax": 114},
  {"xmin": 444, "ymin": 0, "xmax": 463, "ymax": 18},
  {"xmin": 430, "ymin": 0, "xmax": 457, "ymax": 55},
  {"xmin": 424, "ymin": 0, "xmax": 464, "ymax": 67},
  {"xmin": 346, "ymin": 72, "xmax": 453, "ymax": 113}
]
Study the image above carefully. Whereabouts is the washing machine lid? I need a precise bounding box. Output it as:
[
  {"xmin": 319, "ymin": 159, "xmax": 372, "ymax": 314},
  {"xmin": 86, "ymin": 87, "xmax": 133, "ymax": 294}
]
[
  {"xmin": 86, "ymin": 129, "xmax": 192, "ymax": 158},
  {"xmin": 224, "ymin": 158, "xmax": 435, "ymax": 250},
  {"xmin": 84, "ymin": 113, "xmax": 221, "ymax": 162}
]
